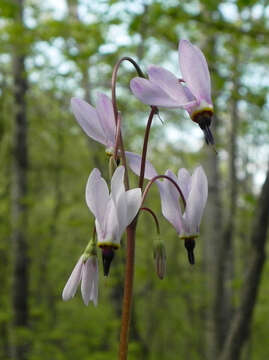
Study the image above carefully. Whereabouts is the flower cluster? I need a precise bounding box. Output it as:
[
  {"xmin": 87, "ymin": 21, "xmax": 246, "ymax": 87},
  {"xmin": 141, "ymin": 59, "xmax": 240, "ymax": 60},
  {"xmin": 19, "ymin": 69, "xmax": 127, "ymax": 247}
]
[{"xmin": 62, "ymin": 38, "xmax": 211, "ymax": 306}]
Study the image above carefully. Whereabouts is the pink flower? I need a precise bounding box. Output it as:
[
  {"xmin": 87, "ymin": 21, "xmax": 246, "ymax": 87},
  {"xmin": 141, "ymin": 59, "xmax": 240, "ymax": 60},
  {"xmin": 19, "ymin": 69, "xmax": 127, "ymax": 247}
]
[
  {"xmin": 158, "ymin": 167, "xmax": 208, "ymax": 239},
  {"xmin": 71, "ymin": 94, "xmax": 141, "ymax": 163},
  {"xmin": 130, "ymin": 39, "xmax": 214, "ymax": 144},
  {"xmin": 86, "ymin": 166, "xmax": 142, "ymax": 248},
  {"xmin": 85, "ymin": 166, "xmax": 142, "ymax": 275},
  {"xmin": 71, "ymin": 93, "xmax": 116, "ymax": 154},
  {"xmin": 126, "ymin": 154, "xmax": 208, "ymax": 238},
  {"xmin": 62, "ymin": 255, "xmax": 98, "ymax": 306}
]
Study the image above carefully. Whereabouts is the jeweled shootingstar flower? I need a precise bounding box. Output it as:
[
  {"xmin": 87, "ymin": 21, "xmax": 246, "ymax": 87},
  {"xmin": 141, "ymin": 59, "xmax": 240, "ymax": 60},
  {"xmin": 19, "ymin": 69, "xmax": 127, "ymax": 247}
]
[
  {"xmin": 62, "ymin": 254, "xmax": 99, "ymax": 306},
  {"xmin": 71, "ymin": 94, "xmax": 141, "ymax": 164},
  {"xmin": 85, "ymin": 166, "xmax": 142, "ymax": 275},
  {"xmin": 158, "ymin": 166, "xmax": 208, "ymax": 264},
  {"xmin": 130, "ymin": 39, "xmax": 214, "ymax": 144},
  {"xmin": 126, "ymin": 155, "xmax": 208, "ymax": 264},
  {"xmin": 71, "ymin": 93, "xmax": 116, "ymax": 155}
]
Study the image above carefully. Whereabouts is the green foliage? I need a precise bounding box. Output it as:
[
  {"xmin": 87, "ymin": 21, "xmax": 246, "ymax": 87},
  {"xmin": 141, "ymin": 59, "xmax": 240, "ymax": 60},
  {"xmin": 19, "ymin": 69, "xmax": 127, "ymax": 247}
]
[{"xmin": 1, "ymin": 0, "xmax": 269, "ymax": 359}]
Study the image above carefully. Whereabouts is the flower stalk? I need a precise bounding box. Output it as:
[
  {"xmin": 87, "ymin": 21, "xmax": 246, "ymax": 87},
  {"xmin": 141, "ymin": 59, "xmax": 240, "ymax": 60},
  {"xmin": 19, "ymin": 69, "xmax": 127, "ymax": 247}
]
[
  {"xmin": 66, "ymin": 39, "xmax": 212, "ymax": 360},
  {"xmin": 111, "ymin": 57, "xmax": 146, "ymax": 360}
]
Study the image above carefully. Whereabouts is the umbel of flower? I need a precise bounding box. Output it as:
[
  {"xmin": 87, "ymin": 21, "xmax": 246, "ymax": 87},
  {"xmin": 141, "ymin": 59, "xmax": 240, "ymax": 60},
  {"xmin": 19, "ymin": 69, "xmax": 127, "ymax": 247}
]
[
  {"xmin": 62, "ymin": 240, "xmax": 98, "ymax": 306},
  {"xmin": 126, "ymin": 155, "xmax": 208, "ymax": 264},
  {"xmin": 130, "ymin": 39, "xmax": 214, "ymax": 145},
  {"xmin": 86, "ymin": 166, "xmax": 142, "ymax": 275}
]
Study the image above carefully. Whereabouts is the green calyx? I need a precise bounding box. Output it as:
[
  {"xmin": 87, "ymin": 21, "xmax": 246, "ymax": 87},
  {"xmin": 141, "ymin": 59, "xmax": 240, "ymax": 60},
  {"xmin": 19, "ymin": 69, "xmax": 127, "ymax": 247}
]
[{"xmin": 82, "ymin": 238, "xmax": 97, "ymax": 262}]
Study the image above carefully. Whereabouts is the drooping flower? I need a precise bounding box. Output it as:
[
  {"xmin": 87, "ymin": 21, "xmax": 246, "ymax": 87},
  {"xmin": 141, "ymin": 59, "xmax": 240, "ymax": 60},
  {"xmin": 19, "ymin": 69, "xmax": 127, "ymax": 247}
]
[
  {"xmin": 126, "ymin": 154, "xmax": 208, "ymax": 264},
  {"xmin": 130, "ymin": 39, "xmax": 214, "ymax": 144},
  {"xmin": 158, "ymin": 166, "xmax": 208, "ymax": 238},
  {"xmin": 62, "ymin": 254, "xmax": 99, "ymax": 306},
  {"xmin": 71, "ymin": 93, "xmax": 116, "ymax": 155},
  {"xmin": 85, "ymin": 166, "xmax": 142, "ymax": 275},
  {"xmin": 71, "ymin": 94, "xmax": 142, "ymax": 166}
]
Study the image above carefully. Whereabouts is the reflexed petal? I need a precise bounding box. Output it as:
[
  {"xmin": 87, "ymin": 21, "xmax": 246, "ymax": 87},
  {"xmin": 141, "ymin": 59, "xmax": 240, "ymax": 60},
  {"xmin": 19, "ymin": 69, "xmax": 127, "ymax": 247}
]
[
  {"xmin": 177, "ymin": 168, "xmax": 191, "ymax": 200},
  {"xmin": 148, "ymin": 65, "xmax": 196, "ymax": 106},
  {"xmin": 158, "ymin": 177, "xmax": 183, "ymax": 234},
  {"xmin": 103, "ymin": 199, "xmax": 120, "ymax": 244},
  {"xmin": 96, "ymin": 93, "xmax": 116, "ymax": 148},
  {"xmin": 81, "ymin": 258, "xmax": 96, "ymax": 306},
  {"xmin": 115, "ymin": 191, "xmax": 127, "ymax": 237},
  {"xmin": 130, "ymin": 78, "xmax": 183, "ymax": 108},
  {"xmin": 179, "ymin": 40, "xmax": 212, "ymax": 104},
  {"xmin": 85, "ymin": 168, "xmax": 110, "ymax": 225},
  {"xmin": 71, "ymin": 98, "xmax": 107, "ymax": 145},
  {"xmin": 95, "ymin": 219, "xmax": 104, "ymax": 243},
  {"xmin": 125, "ymin": 188, "xmax": 142, "ymax": 226},
  {"xmin": 62, "ymin": 256, "xmax": 83, "ymax": 301},
  {"xmin": 89, "ymin": 257, "xmax": 99, "ymax": 306},
  {"xmin": 164, "ymin": 170, "xmax": 181, "ymax": 202},
  {"xmin": 111, "ymin": 166, "xmax": 125, "ymax": 204},
  {"xmin": 184, "ymin": 166, "xmax": 208, "ymax": 233},
  {"xmin": 125, "ymin": 151, "xmax": 158, "ymax": 179}
]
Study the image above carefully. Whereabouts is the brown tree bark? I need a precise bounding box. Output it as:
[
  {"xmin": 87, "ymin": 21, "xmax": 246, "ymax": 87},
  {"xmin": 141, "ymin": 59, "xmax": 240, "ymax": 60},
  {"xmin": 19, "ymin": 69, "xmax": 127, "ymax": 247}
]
[
  {"xmin": 201, "ymin": 36, "xmax": 223, "ymax": 360},
  {"xmin": 214, "ymin": 49, "xmax": 240, "ymax": 353},
  {"xmin": 219, "ymin": 163, "xmax": 269, "ymax": 360},
  {"xmin": 10, "ymin": 1, "xmax": 29, "ymax": 359}
]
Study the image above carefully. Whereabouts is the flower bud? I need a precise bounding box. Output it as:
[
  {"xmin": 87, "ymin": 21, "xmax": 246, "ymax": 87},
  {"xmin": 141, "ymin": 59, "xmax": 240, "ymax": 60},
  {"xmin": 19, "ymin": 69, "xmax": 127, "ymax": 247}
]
[{"xmin": 153, "ymin": 239, "xmax": 166, "ymax": 280}]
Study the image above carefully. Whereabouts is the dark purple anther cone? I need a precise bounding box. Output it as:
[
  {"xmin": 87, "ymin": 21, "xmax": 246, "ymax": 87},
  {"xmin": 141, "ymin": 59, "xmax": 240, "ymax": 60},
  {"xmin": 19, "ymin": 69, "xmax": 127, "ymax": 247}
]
[
  {"xmin": 184, "ymin": 238, "xmax": 196, "ymax": 265},
  {"xmin": 101, "ymin": 246, "xmax": 115, "ymax": 276},
  {"xmin": 194, "ymin": 111, "xmax": 214, "ymax": 145}
]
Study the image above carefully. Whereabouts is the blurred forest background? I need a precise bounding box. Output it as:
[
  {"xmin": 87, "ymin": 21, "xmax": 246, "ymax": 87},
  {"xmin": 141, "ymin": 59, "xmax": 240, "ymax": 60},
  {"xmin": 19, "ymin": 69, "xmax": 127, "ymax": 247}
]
[{"xmin": 1, "ymin": 0, "xmax": 269, "ymax": 359}]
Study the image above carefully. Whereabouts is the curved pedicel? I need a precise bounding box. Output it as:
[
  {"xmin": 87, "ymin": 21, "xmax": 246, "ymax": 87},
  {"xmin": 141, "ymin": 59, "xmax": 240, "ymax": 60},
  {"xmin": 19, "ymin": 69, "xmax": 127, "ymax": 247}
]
[
  {"xmin": 111, "ymin": 57, "xmax": 146, "ymax": 190},
  {"xmin": 141, "ymin": 174, "xmax": 187, "ymax": 209},
  {"xmin": 140, "ymin": 207, "xmax": 160, "ymax": 235}
]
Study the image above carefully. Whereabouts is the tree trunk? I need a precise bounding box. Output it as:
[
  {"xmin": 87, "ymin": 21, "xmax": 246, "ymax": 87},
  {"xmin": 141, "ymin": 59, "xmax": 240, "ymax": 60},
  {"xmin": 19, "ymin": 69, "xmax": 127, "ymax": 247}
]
[
  {"xmin": 215, "ymin": 49, "xmax": 240, "ymax": 354},
  {"xmin": 219, "ymin": 163, "xmax": 269, "ymax": 360},
  {"xmin": 202, "ymin": 36, "xmax": 223, "ymax": 360},
  {"xmin": 10, "ymin": 1, "xmax": 29, "ymax": 359}
]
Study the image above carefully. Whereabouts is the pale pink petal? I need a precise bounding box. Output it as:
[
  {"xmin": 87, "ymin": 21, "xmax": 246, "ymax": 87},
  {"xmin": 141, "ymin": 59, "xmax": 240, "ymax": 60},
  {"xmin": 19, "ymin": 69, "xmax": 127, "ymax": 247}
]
[
  {"xmin": 111, "ymin": 166, "xmax": 125, "ymax": 204},
  {"xmin": 148, "ymin": 65, "xmax": 196, "ymax": 106},
  {"xmin": 164, "ymin": 170, "xmax": 181, "ymax": 202},
  {"xmin": 85, "ymin": 168, "xmax": 110, "ymax": 225},
  {"xmin": 125, "ymin": 151, "xmax": 158, "ymax": 179},
  {"xmin": 125, "ymin": 188, "xmax": 142, "ymax": 226},
  {"xmin": 179, "ymin": 40, "xmax": 212, "ymax": 104},
  {"xmin": 184, "ymin": 166, "xmax": 208, "ymax": 234},
  {"xmin": 96, "ymin": 93, "xmax": 116, "ymax": 148},
  {"xmin": 62, "ymin": 256, "xmax": 83, "ymax": 301},
  {"xmin": 103, "ymin": 199, "xmax": 120, "ymax": 245},
  {"xmin": 81, "ymin": 258, "xmax": 98, "ymax": 306},
  {"xmin": 115, "ymin": 191, "xmax": 127, "ymax": 237},
  {"xmin": 89, "ymin": 257, "xmax": 99, "ymax": 306},
  {"xmin": 71, "ymin": 98, "xmax": 107, "ymax": 146},
  {"xmin": 158, "ymin": 170, "xmax": 184, "ymax": 234},
  {"xmin": 116, "ymin": 188, "xmax": 142, "ymax": 238},
  {"xmin": 95, "ymin": 219, "xmax": 104, "ymax": 243},
  {"xmin": 130, "ymin": 78, "xmax": 183, "ymax": 108},
  {"xmin": 177, "ymin": 168, "xmax": 191, "ymax": 200}
]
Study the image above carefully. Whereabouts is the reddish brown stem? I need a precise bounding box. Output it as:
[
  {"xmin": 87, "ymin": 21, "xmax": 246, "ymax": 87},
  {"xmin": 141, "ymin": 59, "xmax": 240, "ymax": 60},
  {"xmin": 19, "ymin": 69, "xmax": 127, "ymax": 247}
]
[
  {"xmin": 111, "ymin": 57, "xmax": 145, "ymax": 190},
  {"xmin": 140, "ymin": 207, "xmax": 160, "ymax": 234},
  {"xmin": 141, "ymin": 174, "xmax": 186, "ymax": 209},
  {"xmin": 118, "ymin": 223, "xmax": 137, "ymax": 360},
  {"xmin": 138, "ymin": 107, "xmax": 158, "ymax": 189},
  {"xmin": 112, "ymin": 57, "xmax": 145, "ymax": 360}
]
